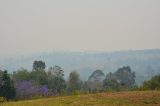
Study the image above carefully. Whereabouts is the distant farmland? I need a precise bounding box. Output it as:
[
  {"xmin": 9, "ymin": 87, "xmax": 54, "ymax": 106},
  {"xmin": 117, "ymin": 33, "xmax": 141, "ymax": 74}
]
[{"xmin": 1, "ymin": 91, "xmax": 160, "ymax": 106}]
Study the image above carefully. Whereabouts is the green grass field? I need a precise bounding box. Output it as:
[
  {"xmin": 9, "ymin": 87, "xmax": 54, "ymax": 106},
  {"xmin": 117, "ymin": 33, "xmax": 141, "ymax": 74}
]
[{"xmin": 1, "ymin": 91, "xmax": 160, "ymax": 106}]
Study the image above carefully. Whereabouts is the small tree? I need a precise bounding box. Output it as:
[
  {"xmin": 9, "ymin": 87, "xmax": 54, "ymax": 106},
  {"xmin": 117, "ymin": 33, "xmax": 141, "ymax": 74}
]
[{"xmin": 0, "ymin": 70, "xmax": 16, "ymax": 100}]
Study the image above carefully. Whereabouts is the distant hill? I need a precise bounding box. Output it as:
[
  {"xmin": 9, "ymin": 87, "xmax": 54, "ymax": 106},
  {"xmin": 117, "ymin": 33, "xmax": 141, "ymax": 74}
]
[{"xmin": 0, "ymin": 49, "xmax": 160, "ymax": 86}]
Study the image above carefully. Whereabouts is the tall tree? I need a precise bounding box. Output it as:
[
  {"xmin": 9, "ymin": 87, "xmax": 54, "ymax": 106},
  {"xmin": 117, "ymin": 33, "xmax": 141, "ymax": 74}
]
[
  {"xmin": 67, "ymin": 71, "xmax": 81, "ymax": 92},
  {"xmin": 33, "ymin": 60, "xmax": 46, "ymax": 71},
  {"xmin": 88, "ymin": 70, "xmax": 105, "ymax": 91},
  {"xmin": 114, "ymin": 66, "xmax": 136, "ymax": 87},
  {"xmin": 31, "ymin": 60, "xmax": 47, "ymax": 85},
  {"xmin": 47, "ymin": 66, "xmax": 66, "ymax": 94},
  {"xmin": 0, "ymin": 70, "xmax": 16, "ymax": 100},
  {"xmin": 48, "ymin": 65, "xmax": 64, "ymax": 78}
]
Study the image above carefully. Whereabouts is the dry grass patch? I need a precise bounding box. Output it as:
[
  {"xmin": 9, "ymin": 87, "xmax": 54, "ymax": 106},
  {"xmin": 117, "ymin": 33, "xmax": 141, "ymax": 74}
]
[{"xmin": 1, "ymin": 91, "xmax": 160, "ymax": 106}]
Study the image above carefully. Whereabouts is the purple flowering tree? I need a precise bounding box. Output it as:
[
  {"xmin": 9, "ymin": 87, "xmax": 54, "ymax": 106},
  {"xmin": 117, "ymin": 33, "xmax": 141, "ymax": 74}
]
[
  {"xmin": 15, "ymin": 81, "xmax": 49, "ymax": 99},
  {"xmin": 39, "ymin": 85, "xmax": 49, "ymax": 96}
]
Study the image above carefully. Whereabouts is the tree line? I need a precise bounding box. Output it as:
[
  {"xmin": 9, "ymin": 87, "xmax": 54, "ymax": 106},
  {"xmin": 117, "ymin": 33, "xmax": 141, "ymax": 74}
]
[{"xmin": 1, "ymin": 60, "xmax": 157, "ymax": 101}]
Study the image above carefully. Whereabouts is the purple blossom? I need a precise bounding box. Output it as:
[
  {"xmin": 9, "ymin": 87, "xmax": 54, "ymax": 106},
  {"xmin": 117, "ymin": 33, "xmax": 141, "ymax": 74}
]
[
  {"xmin": 39, "ymin": 85, "xmax": 49, "ymax": 95},
  {"xmin": 15, "ymin": 81, "xmax": 49, "ymax": 99}
]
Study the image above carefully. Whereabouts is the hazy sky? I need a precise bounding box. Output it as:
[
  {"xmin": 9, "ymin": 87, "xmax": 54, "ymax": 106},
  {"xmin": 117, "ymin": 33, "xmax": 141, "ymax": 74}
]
[{"xmin": 0, "ymin": 0, "xmax": 160, "ymax": 56}]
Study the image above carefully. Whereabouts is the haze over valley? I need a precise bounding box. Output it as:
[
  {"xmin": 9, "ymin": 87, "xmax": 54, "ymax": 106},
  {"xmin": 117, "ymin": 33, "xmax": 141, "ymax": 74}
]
[{"xmin": 0, "ymin": 49, "xmax": 160, "ymax": 86}]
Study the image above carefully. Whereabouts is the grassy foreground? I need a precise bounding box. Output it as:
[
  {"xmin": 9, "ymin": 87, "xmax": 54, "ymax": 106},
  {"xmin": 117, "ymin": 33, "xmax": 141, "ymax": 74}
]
[{"xmin": 1, "ymin": 91, "xmax": 160, "ymax": 106}]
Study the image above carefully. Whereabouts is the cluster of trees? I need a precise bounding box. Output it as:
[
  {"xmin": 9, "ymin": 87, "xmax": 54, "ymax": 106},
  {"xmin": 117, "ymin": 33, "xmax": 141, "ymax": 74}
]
[
  {"xmin": 103, "ymin": 66, "xmax": 136, "ymax": 91},
  {"xmin": 0, "ymin": 60, "xmax": 137, "ymax": 100},
  {"xmin": 86, "ymin": 66, "xmax": 136, "ymax": 92}
]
